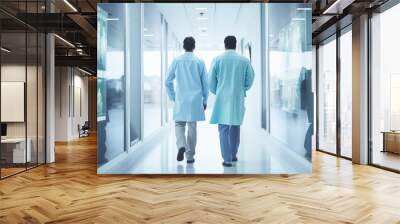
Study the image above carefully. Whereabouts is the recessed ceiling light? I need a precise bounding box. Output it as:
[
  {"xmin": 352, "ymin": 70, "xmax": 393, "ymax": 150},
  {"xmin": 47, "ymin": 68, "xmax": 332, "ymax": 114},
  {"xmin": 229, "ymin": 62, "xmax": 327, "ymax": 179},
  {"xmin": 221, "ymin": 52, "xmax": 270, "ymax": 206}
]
[
  {"xmin": 297, "ymin": 8, "xmax": 312, "ymax": 11},
  {"xmin": 106, "ymin": 18, "xmax": 119, "ymax": 21},
  {"xmin": 144, "ymin": 34, "xmax": 154, "ymax": 37},
  {"xmin": 195, "ymin": 7, "xmax": 208, "ymax": 11},
  {"xmin": 292, "ymin": 17, "xmax": 306, "ymax": 21}
]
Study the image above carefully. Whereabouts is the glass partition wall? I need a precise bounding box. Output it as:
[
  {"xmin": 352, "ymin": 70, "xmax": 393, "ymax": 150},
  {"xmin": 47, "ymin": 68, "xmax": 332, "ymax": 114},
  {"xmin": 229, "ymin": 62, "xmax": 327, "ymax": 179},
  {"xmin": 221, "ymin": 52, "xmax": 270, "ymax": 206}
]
[
  {"xmin": 370, "ymin": 3, "xmax": 400, "ymax": 171},
  {"xmin": 317, "ymin": 36, "xmax": 337, "ymax": 155},
  {"xmin": 0, "ymin": 5, "xmax": 46, "ymax": 179},
  {"xmin": 316, "ymin": 27, "xmax": 352, "ymax": 159},
  {"xmin": 143, "ymin": 4, "xmax": 162, "ymax": 138},
  {"xmin": 266, "ymin": 3, "xmax": 313, "ymax": 161},
  {"xmin": 97, "ymin": 4, "xmax": 180, "ymax": 168}
]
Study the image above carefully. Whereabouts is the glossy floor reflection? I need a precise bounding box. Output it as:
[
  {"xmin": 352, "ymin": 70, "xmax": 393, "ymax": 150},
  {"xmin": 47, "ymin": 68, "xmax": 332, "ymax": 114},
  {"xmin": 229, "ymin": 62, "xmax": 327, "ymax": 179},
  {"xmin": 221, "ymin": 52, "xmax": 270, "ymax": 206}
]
[
  {"xmin": 100, "ymin": 117, "xmax": 311, "ymax": 174},
  {"xmin": 372, "ymin": 150, "xmax": 400, "ymax": 171}
]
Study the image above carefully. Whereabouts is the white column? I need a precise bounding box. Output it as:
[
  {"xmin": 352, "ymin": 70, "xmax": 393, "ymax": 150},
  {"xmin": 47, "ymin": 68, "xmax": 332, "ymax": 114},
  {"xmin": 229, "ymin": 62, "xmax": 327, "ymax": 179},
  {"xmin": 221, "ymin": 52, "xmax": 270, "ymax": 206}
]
[
  {"xmin": 46, "ymin": 33, "xmax": 55, "ymax": 163},
  {"xmin": 352, "ymin": 14, "xmax": 369, "ymax": 164}
]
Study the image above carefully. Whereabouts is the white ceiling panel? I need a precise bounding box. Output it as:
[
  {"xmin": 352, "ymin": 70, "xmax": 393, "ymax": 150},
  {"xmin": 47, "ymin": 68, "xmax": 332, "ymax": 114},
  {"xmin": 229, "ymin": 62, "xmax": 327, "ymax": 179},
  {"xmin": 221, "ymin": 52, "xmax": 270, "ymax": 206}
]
[{"xmin": 157, "ymin": 3, "xmax": 246, "ymax": 50}]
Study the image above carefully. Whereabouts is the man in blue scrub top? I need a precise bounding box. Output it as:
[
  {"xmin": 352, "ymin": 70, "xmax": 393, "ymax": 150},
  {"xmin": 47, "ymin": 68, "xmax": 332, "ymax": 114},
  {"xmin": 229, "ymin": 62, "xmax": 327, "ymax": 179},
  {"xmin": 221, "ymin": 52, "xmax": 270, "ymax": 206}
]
[
  {"xmin": 209, "ymin": 36, "xmax": 255, "ymax": 167},
  {"xmin": 165, "ymin": 37, "xmax": 208, "ymax": 164}
]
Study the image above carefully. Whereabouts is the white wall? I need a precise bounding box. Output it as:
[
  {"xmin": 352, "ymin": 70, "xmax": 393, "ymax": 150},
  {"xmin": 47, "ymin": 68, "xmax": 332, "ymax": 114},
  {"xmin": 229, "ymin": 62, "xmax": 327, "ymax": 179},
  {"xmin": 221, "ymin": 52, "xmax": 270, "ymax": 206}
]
[{"xmin": 55, "ymin": 67, "xmax": 89, "ymax": 141}]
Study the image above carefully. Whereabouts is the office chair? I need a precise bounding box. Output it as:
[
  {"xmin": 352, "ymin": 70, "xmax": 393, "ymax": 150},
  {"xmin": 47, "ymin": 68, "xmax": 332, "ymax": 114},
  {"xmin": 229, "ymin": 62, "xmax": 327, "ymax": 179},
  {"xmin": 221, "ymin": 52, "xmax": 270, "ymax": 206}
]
[{"xmin": 79, "ymin": 121, "xmax": 90, "ymax": 138}]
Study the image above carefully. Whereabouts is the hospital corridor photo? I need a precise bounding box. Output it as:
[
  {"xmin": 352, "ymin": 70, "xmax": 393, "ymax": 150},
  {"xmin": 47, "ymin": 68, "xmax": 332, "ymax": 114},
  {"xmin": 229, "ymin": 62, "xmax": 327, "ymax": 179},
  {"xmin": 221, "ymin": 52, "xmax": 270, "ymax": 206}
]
[
  {"xmin": 4, "ymin": 0, "xmax": 400, "ymax": 222},
  {"xmin": 97, "ymin": 3, "xmax": 313, "ymax": 174}
]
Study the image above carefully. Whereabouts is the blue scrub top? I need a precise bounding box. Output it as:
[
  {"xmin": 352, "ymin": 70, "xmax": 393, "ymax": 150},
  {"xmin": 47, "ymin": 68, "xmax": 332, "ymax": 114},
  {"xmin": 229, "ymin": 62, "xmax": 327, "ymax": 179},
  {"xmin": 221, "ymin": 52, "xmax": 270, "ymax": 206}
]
[
  {"xmin": 209, "ymin": 50, "xmax": 255, "ymax": 126},
  {"xmin": 165, "ymin": 52, "xmax": 209, "ymax": 122}
]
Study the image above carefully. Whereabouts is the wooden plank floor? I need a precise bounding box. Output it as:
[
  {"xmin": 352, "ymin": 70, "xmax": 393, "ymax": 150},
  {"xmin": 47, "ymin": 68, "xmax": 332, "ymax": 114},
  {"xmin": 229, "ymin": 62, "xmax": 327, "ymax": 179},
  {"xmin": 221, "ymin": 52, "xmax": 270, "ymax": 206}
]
[{"xmin": 1, "ymin": 135, "xmax": 400, "ymax": 224}]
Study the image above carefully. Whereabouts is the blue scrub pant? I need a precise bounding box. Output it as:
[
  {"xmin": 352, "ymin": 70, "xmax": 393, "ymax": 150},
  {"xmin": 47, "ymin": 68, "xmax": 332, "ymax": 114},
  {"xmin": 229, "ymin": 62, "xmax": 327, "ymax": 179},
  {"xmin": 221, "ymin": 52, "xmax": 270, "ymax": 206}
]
[{"xmin": 218, "ymin": 124, "xmax": 240, "ymax": 163}]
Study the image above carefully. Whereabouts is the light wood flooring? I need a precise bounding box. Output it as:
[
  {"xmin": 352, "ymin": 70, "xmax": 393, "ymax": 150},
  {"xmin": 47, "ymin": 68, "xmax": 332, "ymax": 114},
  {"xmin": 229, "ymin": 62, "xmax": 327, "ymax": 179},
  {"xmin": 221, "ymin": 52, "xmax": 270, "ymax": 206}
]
[{"xmin": 1, "ymin": 135, "xmax": 400, "ymax": 223}]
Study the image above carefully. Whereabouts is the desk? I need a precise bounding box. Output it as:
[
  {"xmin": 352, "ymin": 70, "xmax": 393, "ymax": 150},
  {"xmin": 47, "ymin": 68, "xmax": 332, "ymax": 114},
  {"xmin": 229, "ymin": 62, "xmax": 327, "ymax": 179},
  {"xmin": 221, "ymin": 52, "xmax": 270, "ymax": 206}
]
[
  {"xmin": 382, "ymin": 131, "xmax": 400, "ymax": 154},
  {"xmin": 1, "ymin": 138, "xmax": 31, "ymax": 163}
]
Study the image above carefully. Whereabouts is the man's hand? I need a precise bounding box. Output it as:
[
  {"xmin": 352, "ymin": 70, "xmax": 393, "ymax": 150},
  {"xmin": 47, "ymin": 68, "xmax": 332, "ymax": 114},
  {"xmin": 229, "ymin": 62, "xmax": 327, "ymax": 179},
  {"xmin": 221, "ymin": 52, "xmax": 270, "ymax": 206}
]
[{"xmin": 203, "ymin": 104, "xmax": 207, "ymax": 110}]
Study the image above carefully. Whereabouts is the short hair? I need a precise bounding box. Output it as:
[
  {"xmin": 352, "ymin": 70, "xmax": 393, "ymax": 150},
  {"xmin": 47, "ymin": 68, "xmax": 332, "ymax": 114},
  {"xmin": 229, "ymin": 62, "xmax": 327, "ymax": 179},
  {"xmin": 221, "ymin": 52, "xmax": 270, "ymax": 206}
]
[
  {"xmin": 183, "ymin": 37, "xmax": 195, "ymax": 52},
  {"xmin": 224, "ymin": 36, "xmax": 237, "ymax": 50}
]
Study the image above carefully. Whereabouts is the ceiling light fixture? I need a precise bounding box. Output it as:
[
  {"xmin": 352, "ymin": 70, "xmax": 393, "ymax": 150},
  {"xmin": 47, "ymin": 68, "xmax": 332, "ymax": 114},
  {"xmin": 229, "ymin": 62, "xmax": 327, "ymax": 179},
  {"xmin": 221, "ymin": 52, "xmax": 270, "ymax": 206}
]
[
  {"xmin": 54, "ymin": 34, "xmax": 75, "ymax": 48},
  {"xmin": 297, "ymin": 7, "xmax": 312, "ymax": 11},
  {"xmin": 106, "ymin": 18, "xmax": 119, "ymax": 21},
  {"xmin": 322, "ymin": 0, "xmax": 344, "ymax": 14},
  {"xmin": 144, "ymin": 34, "xmax": 154, "ymax": 37},
  {"xmin": 195, "ymin": 7, "xmax": 208, "ymax": 11},
  {"xmin": 292, "ymin": 17, "xmax": 306, "ymax": 21},
  {"xmin": 63, "ymin": 0, "xmax": 78, "ymax": 12},
  {"xmin": 1, "ymin": 47, "xmax": 11, "ymax": 53},
  {"xmin": 78, "ymin": 67, "xmax": 93, "ymax": 76}
]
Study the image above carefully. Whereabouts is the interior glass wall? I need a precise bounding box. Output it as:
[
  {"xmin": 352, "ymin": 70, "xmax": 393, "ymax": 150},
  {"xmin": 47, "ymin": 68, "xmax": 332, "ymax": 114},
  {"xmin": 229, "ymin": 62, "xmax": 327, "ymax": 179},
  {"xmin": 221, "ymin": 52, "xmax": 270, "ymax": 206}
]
[
  {"xmin": 0, "ymin": 2, "xmax": 46, "ymax": 179},
  {"xmin": 98, "ymin": 4, "xmax": 176, "ymax": 168},
  {"xmin": 317, "ymin": 36, "xmax": 337, "ymax": 154},
  {"xmin": 371, "ymin": 3, "xmax": 400, "ymax": 171},
  {"xmin": 143, "ymin": 4, "xmax": 162, "ymax": 138},
  {"xmin": 267, "ymin": 3, "xmax": 313, "ymax": 160},
  {"xmin": 339, "ymin": 28, "xmax": 352, "ymax": 158},
  {"xmin": 126, "ymin": 4, "xmax": 142, "ymax": 147},
  {"xmin": 166, "ymin": 25, "xmax": 179, "ymax": 123},
  {"xmin": 97, "ymin": 4, "xmax": 126, "ymax": 166}
]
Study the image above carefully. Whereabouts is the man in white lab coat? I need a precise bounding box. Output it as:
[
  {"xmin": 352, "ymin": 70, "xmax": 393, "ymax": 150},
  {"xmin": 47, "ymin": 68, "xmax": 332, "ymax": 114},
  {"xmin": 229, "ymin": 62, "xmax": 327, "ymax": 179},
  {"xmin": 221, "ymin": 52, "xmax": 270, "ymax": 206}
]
[
  {"xmin": 209, "ymin": 36, "xmax": 255, "ymax": 167},
  {"xmin": 165, "ymin": 37, "xmax": 208, "ymax": 163}
]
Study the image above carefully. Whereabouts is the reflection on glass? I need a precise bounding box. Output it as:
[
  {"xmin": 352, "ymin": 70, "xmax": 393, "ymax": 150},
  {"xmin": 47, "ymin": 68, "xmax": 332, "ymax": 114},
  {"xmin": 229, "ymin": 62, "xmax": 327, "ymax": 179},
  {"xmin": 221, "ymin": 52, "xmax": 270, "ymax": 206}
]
[
  {"xmin": 0, "ymin": 1, "xmax": 46, "ymax": 178},
  {"xmin": 371, "ymin": 4, "xmax": 400, "ymax": 171},
  {"xmin": 318, "ymin": 38, "xmax": 337, "ymax": 154},
  {"xmin": 166, "ymin": 25, "xmax": 179, "ymax": 123},
  {"xmin": 267, "ymin": 3, "xmax": 313, "ymax": 160},
  {"xmin": 340, "ymin": 30, "xmax": 352, "ymax": 158},
  {"xmin": 143, "ymin": 4, "xmax": 162, "ymax": 138},
  {"xmin": 97, "ymin": 4, "xmax": 126, "ymax": 166}
]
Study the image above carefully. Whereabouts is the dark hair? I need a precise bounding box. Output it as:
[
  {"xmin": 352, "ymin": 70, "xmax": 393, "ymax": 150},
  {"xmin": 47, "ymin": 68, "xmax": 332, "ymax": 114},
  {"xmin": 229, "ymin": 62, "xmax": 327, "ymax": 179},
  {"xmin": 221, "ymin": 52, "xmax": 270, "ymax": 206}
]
[
  {"xmin": 183, "ymin": 37, "xmax": 195, "ymax": 52},
  {"xmin": 224, "ymin": 36, "xmax": 236, "ymax": 50}
]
